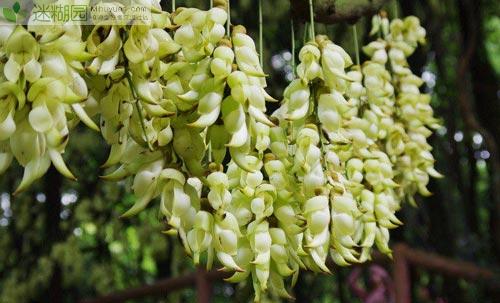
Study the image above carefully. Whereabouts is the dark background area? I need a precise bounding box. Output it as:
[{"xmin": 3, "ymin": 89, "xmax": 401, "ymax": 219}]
[{"xmin": 0, "ymin": 0, "xmax": 499, "ymax": 302}]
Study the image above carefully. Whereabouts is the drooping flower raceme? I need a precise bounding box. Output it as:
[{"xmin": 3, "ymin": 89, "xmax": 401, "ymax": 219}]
[
  {"xmin": 0, "ymin": 9, "xmax": 95, "ymax": 193},
  {"xmin": 0, "ymin": 3, "xmax": 440, "ymax": 301}
]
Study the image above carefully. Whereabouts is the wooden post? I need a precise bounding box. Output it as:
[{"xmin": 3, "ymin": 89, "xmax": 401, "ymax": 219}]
[
  {"xmin": 393, "ymin": 243, "xmax": 411, "ymax": 303},
  {"xmin": 196, "ymin": 267, "xmax": 213, "ymax": 303}
]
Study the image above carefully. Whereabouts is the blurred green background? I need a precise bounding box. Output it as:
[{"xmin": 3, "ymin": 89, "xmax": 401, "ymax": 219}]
[{"xmin": 1, "ymin": 0, "xmax": 499, "ymax": 302}]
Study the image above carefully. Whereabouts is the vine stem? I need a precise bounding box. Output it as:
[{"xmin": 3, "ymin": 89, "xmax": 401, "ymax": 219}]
[
  {"xmin": 309, "ymin": 0, "xmax": 315, "ymax": 39},
  {"xmin": 172, "ymin": 0, "xmax": 175, "ymax": 12},
  {"xmin": 303, "ymin": 22, "xmax": 309, "ymax": 44},
  {"xmin": 291, "ymin": 18, "xmax": 296, "ymax": 78},
  {"xmin": 377, "ymin": 15, "xmax": 383, "ymax": 39},
  {"xmin": 259, "ymin": 0, "xmax": 263, "ymax": 68},
  {"xmin": 208, "ymin": 142, "xmax": 212, "ymax": 162},
  {"xmin": 226, "ymin": 0, "xmax": 231, "ymax": 36},
  {"xmin": 393, "ymin": 0, "xmax": 399, "ymax": 18},
  {"xmin": 311, "ymin": 83, "xmax": 326, "ymax": 157},
  {"xmin": 125, "ymin": 72, "xmax": 154, "ymax": 151},
  {"xmin": 352, "ymin": 24, "xmax": 360, "ymax": 66},
  {"xmin": 121, "ymin": 30, "xmax": 153, "ymax": 151},
  {"xmin": 210, "ymin": 0, "xmax": 213, "ymax": 9}
]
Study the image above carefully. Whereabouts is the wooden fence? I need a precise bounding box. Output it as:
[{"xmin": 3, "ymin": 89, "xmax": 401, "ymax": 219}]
[{"xmin": 80, "ymin": 243, "xmax": 500, "ymax": 303}]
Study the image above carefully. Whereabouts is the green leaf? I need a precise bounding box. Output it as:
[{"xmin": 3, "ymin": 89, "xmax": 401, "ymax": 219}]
[
  {"xmin": 12, "ymin": 2, "xmax": 20, "ymax": 13},
  {"xmin": 2, "ymin": 8, "xmax": 16, "ymax": 23}
]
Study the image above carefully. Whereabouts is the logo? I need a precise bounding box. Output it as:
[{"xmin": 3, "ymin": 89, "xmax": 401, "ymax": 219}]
[
  {"xmin": 0, "ymin": 1, "xmax": 152, "ymax": 25},
  {"xmin": 1, "ymin": 1, "xmax": 26, "ymax": 23}
]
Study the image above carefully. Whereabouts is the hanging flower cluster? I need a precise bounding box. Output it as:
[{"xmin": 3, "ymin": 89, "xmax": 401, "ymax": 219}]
[
  {"xmin": 0, "ymin": 19, "xmax": 94, "ymax": 193},
  {"xmin": 0, "ymin": 1, "xmax": 441, "ymax": 301},
  {"xmin": 384, "ymin": 16, "xmax": 442, "ymax": 203},
  {"xmin": 362, "ymin": 15, "xmax": 442, "ymax": 205}
]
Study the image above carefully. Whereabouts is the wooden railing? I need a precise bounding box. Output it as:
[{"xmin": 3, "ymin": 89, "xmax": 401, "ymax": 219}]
[
  {"xmin": 392, "ymin": 243, "xmax": 499, "ymax": 303},
  {"xmin": 79, "ymin": 268, "xmax": 229, "ymax": 303},
  {"xmin": 80, "ymin": 243, "xmax": 500, "ymax": 303}
]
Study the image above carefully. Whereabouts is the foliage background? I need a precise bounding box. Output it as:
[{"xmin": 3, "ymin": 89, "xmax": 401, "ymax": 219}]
[{"xmin": 0, "ymin": 0, "xmax": 499, "ymax": 302}]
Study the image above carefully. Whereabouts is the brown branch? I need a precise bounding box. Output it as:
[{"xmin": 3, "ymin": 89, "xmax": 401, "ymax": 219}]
[{"xmin": 290, "ymin": 0, "xmax": 391, "ymax": 24}]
